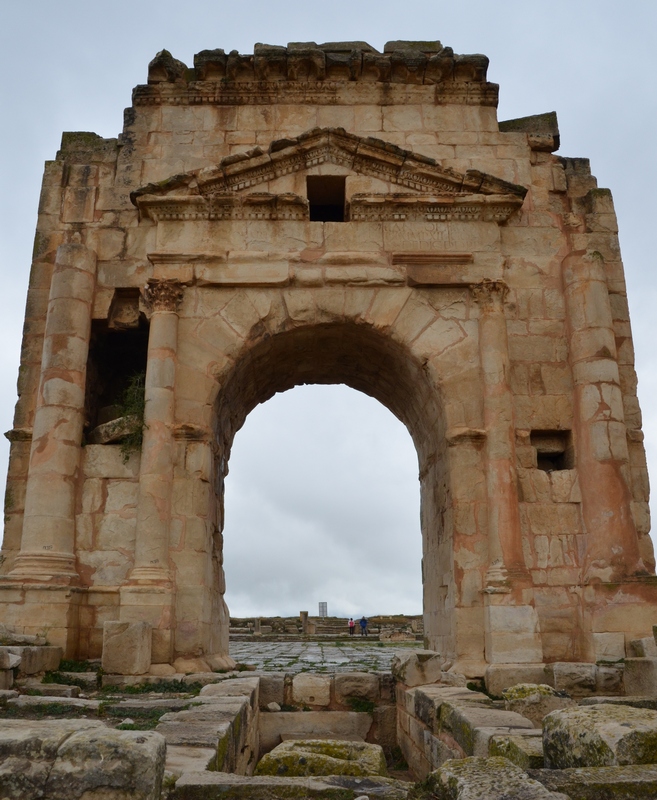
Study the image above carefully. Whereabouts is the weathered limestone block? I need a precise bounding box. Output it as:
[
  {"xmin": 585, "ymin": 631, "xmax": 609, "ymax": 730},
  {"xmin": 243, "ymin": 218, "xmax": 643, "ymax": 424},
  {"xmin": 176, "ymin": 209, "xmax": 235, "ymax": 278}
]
[
  {"xmin": 391, "ymin": 650, "xmax": 445, "ymax": 687},
  {"xmin": 255, "ymin": 739, "xmax": 388, "ymax": 777},
  {"xmin": 4, "ymin": 645, "xmax": 62, "ymax": 674},
  {"xmin": 630, "ymin": 637, "xmax": 657, "ymax": 658},
  {"xmin": 173, "ymin": 772, "xmax": 410, "ymax": 800},
  {"xmin": 545, "ymin": 662, "xmax": 597, "ymax": 697},
  {"xmin": 419, "ymin": 757, "xmax": 567, "ymax": 799},
  {"xmin": 0, "ymin": 669, "xmax": 13, "ymax": 689},
  {"xmin": 8, "ymin": 695, "xmax": 101, "ymax": 711},
  {"xmin": 624, "ymin": 658, "xmax": 657, "ymax": 696},
  {"xmin": 593, "ymin": 632, "xmax": 626, "ymax": 662},
  {"xmin": 173, "ymin": 656, "xmax": 212, "ymax": 674},
  {"xmin": 0, "ymin": 719, "xmax": 165, "ymax": 800},
  {"xmin": 413, "ymin": 685, "xmax": 491, "ymax": 732},
  {"xmin": 259, "ymin": 673, "xmax": 285, "ymax": 707},
  {"xmin": 206, "ymin": 652, "xmax": 237, "ymax": 671},
  {"xmin": 334, "ymin": 672, "xmax": 379, "ymax": 704},
  {"xmin": 529, "ymin": 764, "xmax": 657, "ymax": 800},
  {"xmin": 502, "ymin": 684, "xmax": 574, "ymax": 729},
  {"xmin": 543, "ymin": 704, "xmax": 657, "ymax": 768},
  {"xmin": 102, "ymin": 621, "xmax": 151, "ymax": 675},
  {"xmin": 0, "ymin": 649, "xmax": 21, "ymax": 670},
  {"xmin": 0, "ymin": 623, "xmax": 46, "ymax": 646},
  {"xmin": 596, "ymin": 664, "xmax": 624, "ymax": 695},
  {"xmin": 46, "ymin": 728, "xmax": 166, "ymax": 800},
  {"xmin": 199, "ymin": 676, "xmax": 259, "ymax": 708},
  {"xmin": 485, "ymin": 664, "xmax": 550, "ymax": 697},
  {"xmin": 489, "ymin": 733, "xmax": 544, "ymax": 769},
  {"xmin": 292, "ymin": 673, "xmax": 331, "ymax": 706},
  {"xmin": 581, "ymin": 696, "xmax": 657, "ymax": 711},
  {"xmin": 439, "ymin": 700, "xmax": 534, "ymax": 756},
  {"xmin": 258, "ymin": 712, "xmax": 372, "ymax": 754}
]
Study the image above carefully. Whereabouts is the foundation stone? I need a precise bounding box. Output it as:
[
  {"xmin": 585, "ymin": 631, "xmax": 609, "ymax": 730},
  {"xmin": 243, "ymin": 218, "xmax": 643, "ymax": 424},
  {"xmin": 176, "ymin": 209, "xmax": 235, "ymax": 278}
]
[{"xmin": 102, "ymin": 621, "xmax": 151, "ymax": 675}]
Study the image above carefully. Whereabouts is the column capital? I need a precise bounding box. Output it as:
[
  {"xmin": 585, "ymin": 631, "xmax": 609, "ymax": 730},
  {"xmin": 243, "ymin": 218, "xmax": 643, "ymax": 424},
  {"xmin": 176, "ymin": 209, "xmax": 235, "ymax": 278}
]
[
  {"xmin": 471, "ymin": 279, "xmax": 508, "ymax": 312},
  {"xmin": 142, "ymin": 279, "xmax": 184, "ymax": 313}
]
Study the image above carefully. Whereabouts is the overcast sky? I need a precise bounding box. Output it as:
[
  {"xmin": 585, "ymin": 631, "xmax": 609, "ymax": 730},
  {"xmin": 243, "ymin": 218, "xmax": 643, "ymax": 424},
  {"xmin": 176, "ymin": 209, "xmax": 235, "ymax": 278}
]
[{"xmin": 1, "ymin": 1, "xmax": 656, "ymax": 618}]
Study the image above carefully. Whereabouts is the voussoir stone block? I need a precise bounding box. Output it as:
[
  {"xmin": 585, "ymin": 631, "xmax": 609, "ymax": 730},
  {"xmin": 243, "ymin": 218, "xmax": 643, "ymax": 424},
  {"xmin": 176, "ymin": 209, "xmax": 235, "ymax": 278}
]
[
  {"xmin": 102, "ymin": 621, "xmax": 151, "ymax": 675},
  {"xmin": 543, "ymin": 704, "xmax": 657, "ymax": 768}
]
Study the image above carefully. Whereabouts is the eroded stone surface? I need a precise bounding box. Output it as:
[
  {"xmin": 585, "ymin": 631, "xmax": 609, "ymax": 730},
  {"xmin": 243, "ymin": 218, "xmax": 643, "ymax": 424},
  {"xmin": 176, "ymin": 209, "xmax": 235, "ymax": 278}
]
[
  {"xmin": 502, "ymin": 684, "xmax": 574, "ymax": 729},
  {"xmin": 543, "ymin": 704, "xmax": 657, "ymax": 768},
  {"xmin": 418, "ymin": 756, "xmax": 566, "ymax": 799},
  {"xmin": 255, "ymin": 739, "xmax": 388, "ymax": 777}
]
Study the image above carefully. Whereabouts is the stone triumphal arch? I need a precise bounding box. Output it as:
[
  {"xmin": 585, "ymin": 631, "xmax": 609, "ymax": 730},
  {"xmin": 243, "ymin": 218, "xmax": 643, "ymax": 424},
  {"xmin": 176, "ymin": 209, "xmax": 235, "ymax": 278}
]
[{"xmin": 1, "ymin": 41, "xmax": 656, "ymax": 679}]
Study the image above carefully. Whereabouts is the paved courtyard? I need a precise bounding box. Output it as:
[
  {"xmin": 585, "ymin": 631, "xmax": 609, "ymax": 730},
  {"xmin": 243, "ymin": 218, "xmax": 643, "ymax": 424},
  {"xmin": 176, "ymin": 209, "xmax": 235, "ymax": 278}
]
[{"xmin": 229, "ymin": 639, "xmax": 418, "ymax": 673}]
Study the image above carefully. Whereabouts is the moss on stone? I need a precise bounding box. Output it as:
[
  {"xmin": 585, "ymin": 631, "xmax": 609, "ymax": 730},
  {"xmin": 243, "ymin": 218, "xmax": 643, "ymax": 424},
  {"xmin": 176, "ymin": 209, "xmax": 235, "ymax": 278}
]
[
  {"xmin": 255, "ymin": 739, "xmax": 388, "ymax": 778},
  {"xmin": 502, "ymin": 683, "xmax": 562, "ymax": 701}
]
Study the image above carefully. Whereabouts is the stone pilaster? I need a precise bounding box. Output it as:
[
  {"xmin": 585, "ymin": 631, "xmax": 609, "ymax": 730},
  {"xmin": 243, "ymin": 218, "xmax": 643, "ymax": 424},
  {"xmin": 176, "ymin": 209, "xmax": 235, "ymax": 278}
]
[
  {"xmin": 562, "ymin": 249, "xmax": 646, "ymax": 582},
  {"xmin": 473, "ymin": 280, "xmax": 543, "ymax": 665},
  {"xmin": 120, "ymin": 279, "xmax": 183, "ymax": 663},
  {"xmin": 9, "ymin": 240, "xmax": 97, "ymax": 584}
]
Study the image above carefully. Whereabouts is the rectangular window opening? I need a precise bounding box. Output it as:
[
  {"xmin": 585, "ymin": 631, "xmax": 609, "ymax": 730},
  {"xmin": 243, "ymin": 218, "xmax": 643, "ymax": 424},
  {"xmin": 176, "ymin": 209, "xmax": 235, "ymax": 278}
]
[
  {"xmin": 530, "ymin": 430, "xmax": 574, "ymax": 472},
  {"xmin": 307, "ymin": 176, "xmax": 346, "ymax": 222}
]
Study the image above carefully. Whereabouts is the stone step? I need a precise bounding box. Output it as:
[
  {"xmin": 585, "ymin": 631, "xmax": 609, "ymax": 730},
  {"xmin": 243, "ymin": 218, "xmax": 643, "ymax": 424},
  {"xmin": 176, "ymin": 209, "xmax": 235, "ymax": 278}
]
[{"xmin": 529, "ymin": 764, "xmax": 657, "ymax": 800}]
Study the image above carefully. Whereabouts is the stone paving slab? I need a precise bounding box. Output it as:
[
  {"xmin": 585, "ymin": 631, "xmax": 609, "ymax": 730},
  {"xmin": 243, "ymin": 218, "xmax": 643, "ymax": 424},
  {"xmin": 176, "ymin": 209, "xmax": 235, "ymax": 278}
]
[{"xmin": 229, "ymin": 641, "xmax": 416, "ymax": 673}]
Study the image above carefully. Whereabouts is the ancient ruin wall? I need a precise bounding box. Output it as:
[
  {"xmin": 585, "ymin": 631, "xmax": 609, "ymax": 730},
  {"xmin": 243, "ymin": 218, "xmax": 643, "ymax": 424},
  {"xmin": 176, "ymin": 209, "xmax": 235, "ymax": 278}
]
[{"xmin": 0, "ymin": 41, "xmax": 655, "ymax": 673}]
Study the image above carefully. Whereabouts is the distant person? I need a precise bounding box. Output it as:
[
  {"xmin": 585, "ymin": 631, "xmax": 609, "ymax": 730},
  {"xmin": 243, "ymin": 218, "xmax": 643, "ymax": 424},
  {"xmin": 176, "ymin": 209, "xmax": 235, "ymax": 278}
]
[
  {"xmin": 348, "ymin": 618, "xmax": 355, "ymax": 636},
  {"xmin": 359, "ymin": 616, "xmax": 368, "ymax": 636}
]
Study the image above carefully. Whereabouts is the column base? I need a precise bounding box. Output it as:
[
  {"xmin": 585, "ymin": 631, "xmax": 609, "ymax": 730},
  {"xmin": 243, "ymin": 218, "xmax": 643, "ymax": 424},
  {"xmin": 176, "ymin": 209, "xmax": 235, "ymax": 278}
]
[
  {"xmin": 119, "ymin": 584, "xmax": 174, "ymax": 664},
  {"xmin": 7, "ymin": 551, "xmax": 79, "ymax": 586},
  {"xmin": 0, "ymin": 582, "xmax": 81, "ymax": 657}
]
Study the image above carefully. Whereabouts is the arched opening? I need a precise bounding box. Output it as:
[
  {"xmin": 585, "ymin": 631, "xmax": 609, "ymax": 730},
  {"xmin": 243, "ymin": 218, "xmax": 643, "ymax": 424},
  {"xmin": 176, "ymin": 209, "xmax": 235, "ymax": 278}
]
[
  {"xmin": 223, "ymin": 384, "xmax": 422, "ymax": 618},
  {"xmin": 211, "ymin": 321, "xmax": 452, "ymax": 655}
]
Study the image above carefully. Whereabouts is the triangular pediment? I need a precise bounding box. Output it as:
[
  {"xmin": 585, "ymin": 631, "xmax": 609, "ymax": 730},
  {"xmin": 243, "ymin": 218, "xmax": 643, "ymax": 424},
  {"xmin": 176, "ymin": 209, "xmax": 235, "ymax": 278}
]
[
  {"xmin": 131, "ymin": 127, "xmax": 527, "ymax": 223},
  {"xmin": 133, "ymin": 127, "xmax": 527, "ymax": 199}
]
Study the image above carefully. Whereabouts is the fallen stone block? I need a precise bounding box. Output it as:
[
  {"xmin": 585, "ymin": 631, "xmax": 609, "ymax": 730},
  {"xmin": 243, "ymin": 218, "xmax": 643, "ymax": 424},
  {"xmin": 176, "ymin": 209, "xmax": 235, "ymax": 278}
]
[
  {"xmin": 46, "ymin": 728, "xmax": 165, "ymax": 799},
  {"xmin": 255, "ymin": 739, "xmax": 388, "ymax": 777},
  {"xmin": 391, "ymin": 650, "xmax": 445, "ymax": 687},
  {"xmin": 0, "ymin": 623, "xmax": 46, "ymax": 646},
  {"xmin": 4, "ymin": 645, "xmax": 62, "ymax": 675},
  {"xmin": 630, "ymin": 637, "xmax": 657, "ymax": 658},
  {"xmin": 172, "ymin": 772, "xmax": 410, "ymax": 800},
  {"xmin": 624, "ymin": 658, "xmax": 657, "ymax": 696},
  {"xmin": 485, "ymin": 663, "xmax": 551, "ymax": 697},
  {"xmin": 0, "ymin": 719, "xmax": 106, "ymax": 799},
  {"xmin": 502, "ymin": 684, "xmax": 574, "ymax": 728},
  {"xmin": 530, "ymin": 764, "xmax": 657, "ymax": 800},
  {"xmin": 439, "ymin": 700, "xmax": 534, "ymax": 756},
  {"xmin": 544, "ymin": 662, "xmax": 597, "ymax": 697},
  {"xmin": 418, "ymin": 756, "xmax": 567, "ymax": 799},
  {"xmin": 489, "ymin": 732, "xmax": 544, "ymax": 769},
  {"xmin": 543, "ymin": 703, "xmax": 657, "ymax": 768},
  {"xmin": 165, "ymin": 744, "xmax": 217, "ymax": 778},
  {"xmin": 0, "ymin": 650, "xmax": 21, "ymax": 670},
  {"xmin": 334, "ymin": 671, "xmax": 379, "ymax": 704},
  {"xmin": 102, "ymin": 621, "xmax": 152, "ymax": 675}
]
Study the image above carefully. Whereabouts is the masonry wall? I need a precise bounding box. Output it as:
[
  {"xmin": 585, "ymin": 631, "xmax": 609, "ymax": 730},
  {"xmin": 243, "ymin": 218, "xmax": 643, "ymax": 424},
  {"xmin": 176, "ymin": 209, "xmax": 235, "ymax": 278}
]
[{"xmin": 1, "ymin": 42, "xmax": 654, "ymax": 668}]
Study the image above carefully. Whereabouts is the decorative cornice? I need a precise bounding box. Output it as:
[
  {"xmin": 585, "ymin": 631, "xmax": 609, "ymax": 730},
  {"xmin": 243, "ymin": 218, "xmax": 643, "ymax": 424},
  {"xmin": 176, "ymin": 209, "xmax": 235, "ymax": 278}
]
[
  {"xmin": 133, "ymin": 43, "xmax": 499, "ymax": 107},
  {"xmin": 131, "ymin": 128, "xmax": 527, "ymax": 207},
  {"xmin": 349, "ymin": 194, "xmax": 523, "ymax": 223},
  {"xmin": 139, "ymin": 194, "xmax": 307, "ymax": 222},
  {"xmin": 142, "ymin": 279, "xmax": 184, "ymax": 313}
]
